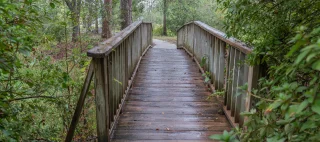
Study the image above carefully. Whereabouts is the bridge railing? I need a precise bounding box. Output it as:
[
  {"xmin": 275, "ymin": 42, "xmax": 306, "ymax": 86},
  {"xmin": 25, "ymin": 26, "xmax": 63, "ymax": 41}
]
[
  {"xmin": 65, "ymin": 21, "xmax": 152, "ymax": 142},
  {"xmin": 177, "ymin": 21, "xmax": 261, "ymax": 128}
]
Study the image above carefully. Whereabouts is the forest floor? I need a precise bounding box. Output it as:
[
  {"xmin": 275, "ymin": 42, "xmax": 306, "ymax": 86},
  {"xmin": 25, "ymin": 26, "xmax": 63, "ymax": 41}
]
[{"xmin": 153, "ymin": 36, "xmax": 177, "ymax": 44}]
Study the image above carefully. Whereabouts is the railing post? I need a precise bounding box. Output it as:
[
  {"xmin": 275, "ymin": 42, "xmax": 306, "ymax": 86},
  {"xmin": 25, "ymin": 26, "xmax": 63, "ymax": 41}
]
[
  {"xmin": 192, "ymin": 23, "xmax": 195, "ymax": 57},
  {"xmin": 93, "ymin": 58, "xmax": 110, "ymax": 142},
  {"xmin": 243, "ymin": 65, "xmax": 259, "ymax": 124}
]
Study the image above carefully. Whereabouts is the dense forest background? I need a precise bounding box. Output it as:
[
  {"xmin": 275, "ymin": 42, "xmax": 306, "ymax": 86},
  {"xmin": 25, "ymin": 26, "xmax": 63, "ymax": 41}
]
[{"xmin": 1, "ymin": 0, "xmax": 320, "ymax": 141}]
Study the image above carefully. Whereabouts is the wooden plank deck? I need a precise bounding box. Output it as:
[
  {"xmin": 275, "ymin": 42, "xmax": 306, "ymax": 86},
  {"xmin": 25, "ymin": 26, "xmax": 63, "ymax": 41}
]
[{"xmin": 112, "ymin": 47, "xmax": 231, "ymax": 141}]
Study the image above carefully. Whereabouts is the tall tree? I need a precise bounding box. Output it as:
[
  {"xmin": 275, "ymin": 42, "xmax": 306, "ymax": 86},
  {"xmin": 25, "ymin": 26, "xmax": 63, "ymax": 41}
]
[
  {"xmin": 65, "ymin": 0, "xmax": 81, "ymax": 42},
  {"xmin": 86, "ymin": 0, "xmax": 94, "ymax": 32},
  {"xmin": 94, "ymin": 0, "xmax": 99, "ymax": 33},
  {"xmin": 120, "ymin": 0, "xmax": 132, "ymax": 30},
  {"xmin": 162, "ymin": 0, "xmax": 167, "ymax": 36},
  {"xmin": 101, "ymin": 0, "xmax": 112, "ymax": 39}
]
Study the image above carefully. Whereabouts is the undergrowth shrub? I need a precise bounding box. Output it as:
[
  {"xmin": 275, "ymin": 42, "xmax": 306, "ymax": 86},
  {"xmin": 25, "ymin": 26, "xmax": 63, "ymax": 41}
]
[{"xmin": 212, "ymin": 0, "xmax": 320, "ymax": 141}]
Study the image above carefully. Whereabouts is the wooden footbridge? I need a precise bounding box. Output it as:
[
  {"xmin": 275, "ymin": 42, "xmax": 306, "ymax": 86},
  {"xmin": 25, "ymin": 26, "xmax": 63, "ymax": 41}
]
[{"xmin": 65, "ymin": 21, "xmax": 261, "ymax": 141}]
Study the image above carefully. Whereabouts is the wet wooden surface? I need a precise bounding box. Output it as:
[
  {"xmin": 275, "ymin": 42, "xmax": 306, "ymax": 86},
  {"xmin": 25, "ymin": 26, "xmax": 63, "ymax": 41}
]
[{"xmin": 112, "ymin": 47, "xmax": 230, "ymax": 141}]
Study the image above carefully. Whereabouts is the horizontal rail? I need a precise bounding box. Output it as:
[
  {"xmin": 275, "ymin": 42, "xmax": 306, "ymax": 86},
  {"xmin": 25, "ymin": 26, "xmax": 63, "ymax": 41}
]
[
  {"xmin": 87, "ymin": 21, "xmax": 152, "ymax": 58},
  {"xmin": 177, "ymin": 21, "xmax": 260, "ymax": 128},
  {"xmin": 178, "ymin": 21, "xmax": 252, "ymax": 54}
]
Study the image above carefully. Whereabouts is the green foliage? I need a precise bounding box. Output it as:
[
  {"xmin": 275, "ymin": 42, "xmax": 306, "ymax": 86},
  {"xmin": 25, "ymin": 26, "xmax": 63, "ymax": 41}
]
[
  {"xmin": 0, "ymin": 0, "xmax": 98, "ymax": 141},
  {"xmin": 142, "ymin": 0, "xmax": 224, "ymax": 34},
  {"xmin": 215, "ymin": 0, "xmax": 320, "ymax": 141},
  {"xmin": 210, "ymin": 130, "xmax": 239, "ymax": 142},
  {"xmin": 153, "ymin": 24, "xmax": 175, "ymax": 36},
  {"xmin": 200, "ymin": 55, "xmax": 208, "ymax": 68},
  {"xmin": 202, "ymin": 71, "xmax": 211, "ymax": 84},
  {"xmin": 207, "ymin": 90, "xmax": 225, "ymax": 100}
]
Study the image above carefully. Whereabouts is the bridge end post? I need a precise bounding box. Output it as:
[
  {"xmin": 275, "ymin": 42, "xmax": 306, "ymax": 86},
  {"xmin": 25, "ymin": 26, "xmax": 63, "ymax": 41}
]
[{"xmin": 93, "ymin": 58, "xmax": 110, "ymax": 142}]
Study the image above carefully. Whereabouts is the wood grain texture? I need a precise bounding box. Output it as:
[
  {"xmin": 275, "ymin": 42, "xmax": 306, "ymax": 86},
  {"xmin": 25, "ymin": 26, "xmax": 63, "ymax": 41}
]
[{"xmin": 112, "ymin": 48, "xmax": 230, "ymax": 141}]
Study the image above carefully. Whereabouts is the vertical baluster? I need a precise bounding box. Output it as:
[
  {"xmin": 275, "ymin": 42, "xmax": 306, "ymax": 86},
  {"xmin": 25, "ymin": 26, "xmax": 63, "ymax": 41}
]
[
  {"xmin": 239, "ymin": 58, "xmax": 249, "ymax": 127},
  {"xmin": 150, "ymin": 24, "xmax": 152, "ymax": 45},
  {"xmin": 199, "ymin": 29, "xmax": 203, "ymax": 62},
  {"xmin": 197, "ymin": 25, "xmax": 199, "ymax": 56},
  {"xmin": 213, "ymin": 37, "xmax": 219, "ymax": 88},
  {"xmin": 121, "ymin": 43, "xmax": 125, "ymax": 98},
  {"xmin": 115, "ymin": 47, "xmax": 119, "ymax": 113},
  {"xmin": 111, "ymin": 51, "xmax": 116, "ymax": 121},
  {"xmin": 218, "ymin": 41, "xmax": 226, "ymax": 90},
  {"xmin": 121, "ymin": 43, "xmax": 124, "ymax": 102},
  {"xmin": 192, "ymin": 24, "xmax": 195, "ymax": 55},
  {"xmin": 210, "ymin": 36, "xmax": 215, "ymax": 84},
  {"xmin": 216, "ymin": 38, "xmax": 221, "ymax": 90},
  {"xmin": 231, "ymin": 49, "xmax": 240, "ymax": 117},
  {"xmin": 129, "ymin": 34, "xmax": 133, "ymax": 76},
  {"xmin": 235, "ymin": 52, "xmax": 245, "ymax": 123},
  {"xmin": 140, "ymin": 26, "xmax": 142, "ymax": 56},
  {"xmin": 206, "ymin": 32, "xmax": 210, "ymax": 71},
  {"xmin": 226, "ymin": 47, "xmax": 234, "ymax": 109},
  {"xmin": 208, "ymin": 34, "xmax": 213, "ymax": 84},
  {"xmin": 125, "ymin": 39, "xmax": 129, "ymax": 88},
  {"xmin": 243, "ymin": 65, "xmax": 260, "ymax": 123},
  {"xmin": 133, "ymin": 30, "xmax": 137, "ymax": 67},
  {"xmin": 118, "ymin": 45, "xmax": 121, "ymax": 107},
  {"xmin": 103, "ymin": 58, "xmax": 110, "ymax": 132}
]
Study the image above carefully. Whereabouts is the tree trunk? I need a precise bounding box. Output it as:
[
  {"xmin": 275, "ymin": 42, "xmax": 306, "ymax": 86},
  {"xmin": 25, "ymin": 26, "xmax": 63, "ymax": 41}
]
[
  {"xmin": 87, "ymin": 0, "xmax": 93, "ymax": 33},
  {"xmin": 65, "ymin": 0, "xmax": 81, "ymax": 42},
  {"xmin": 162, "ymin": 0, "xmax": 167, "ymax": 36},
  {"xmin": 120, "ymin": 0, "xmax": 132, "ymax": 30},
  {"xmin": 94, "ymin": 0, "xmax": 99, "ymax": 34},
  {"xmin": 102, "ymin": 0, "xmax": 112, "ymax": 39},
  {"xmin": 128, "ymin": 0, "xmax": 132, "ymax": 23},
  {"xmin": 71, "ymin": 12, "xmax": 80, "ymax": 42}
]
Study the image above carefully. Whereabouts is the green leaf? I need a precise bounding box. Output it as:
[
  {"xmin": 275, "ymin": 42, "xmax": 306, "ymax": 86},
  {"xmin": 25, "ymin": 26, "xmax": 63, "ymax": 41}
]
[
  {"xmin": 312, "ymin": 60, "xmax": 320, "ymax": 71},
  {"xmin": 296, "ymin": 100, "xmax": 309, "ymax": 114},
  {"xmin": 267, "ymin": 101, "xmax": 282, "ymax": 111},
  {"xmin": 267, "ymin": 137, "xmax": 286, "ymax": 142},
  {"xmin": 209, "ymin": 134, "xmax": 222, "ymax": 140},
  {"xmin": 276, "ymin": 118, "xmax": 293, "ymax": 125},
  {"xmin": 294, "ymin": 50, "xmax": 309, "ymax": 65},
  {"xmin": 205, "ymin": 77, "xmax": 210, "ymax": 83},
  {"xmin": 306, "ymin": 52, "xmax": 317, "ymax": 62},
  {"xmin": 300, "ymin": 120, "xmax": 316, "ymax": 131},
  {"xmin": 50, "ymin": 2, "xmax": 55, "ymax": 8},
  {"xmin": 311, "ymin": 99, "xmax": 320, "ymax": 115}
]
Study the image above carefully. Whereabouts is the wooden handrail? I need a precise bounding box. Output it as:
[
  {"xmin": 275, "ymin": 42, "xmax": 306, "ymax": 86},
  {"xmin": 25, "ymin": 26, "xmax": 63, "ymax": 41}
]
[
  {"xmin": 177, "ymin": 21, "xmax": 252, "ymax": 54},
  {"xmin": 65, "ymin": 21, "xmax": 153, "ymax": 142},
  {"xmin": 88, "ymin": 21, "xmax": 152, "ymax": 58},
  {"xmin": 177, "ymin": 21, "xmax": 261, "ymax": 128}
]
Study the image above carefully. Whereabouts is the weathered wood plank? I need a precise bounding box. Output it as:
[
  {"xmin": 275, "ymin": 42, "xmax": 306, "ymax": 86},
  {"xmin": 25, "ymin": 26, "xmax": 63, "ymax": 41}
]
[
  {"xmin": 113, "ymin": 130, "xmax": 224, "ymax": 140},
  {"xmin": 118, "ymin": 113, "xmax": 228, "ymax": 122},
  {"xmin": 127, "ymin": 96, "xmax": 211, "ymax": 102},
  {"xmin": 112, "ymin": 47, "xmax": 230, "ymax": 141},
  {"xmin": 113, "ymin": 140, "xmax": 218, "ymax": 142},
  {"xmin": 116, "ymin": 121, "xmax": 230, "ymax": 131}
]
